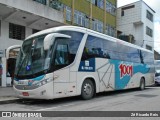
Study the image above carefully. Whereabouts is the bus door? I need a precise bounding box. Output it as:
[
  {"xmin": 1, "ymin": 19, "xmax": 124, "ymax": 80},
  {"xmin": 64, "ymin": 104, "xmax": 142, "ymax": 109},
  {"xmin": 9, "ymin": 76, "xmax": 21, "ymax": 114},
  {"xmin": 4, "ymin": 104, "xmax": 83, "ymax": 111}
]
[{"xmin": 53, "ymin": 39, "xmax": 70, "ymax": 97}]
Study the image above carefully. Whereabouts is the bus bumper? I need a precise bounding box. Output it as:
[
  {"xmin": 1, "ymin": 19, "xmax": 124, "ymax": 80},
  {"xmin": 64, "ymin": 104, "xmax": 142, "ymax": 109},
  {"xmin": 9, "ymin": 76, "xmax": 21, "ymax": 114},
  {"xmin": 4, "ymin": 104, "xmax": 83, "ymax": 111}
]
[{"xmin": 13, "ymin": 82, "xmax": 54, "ymax": 99}]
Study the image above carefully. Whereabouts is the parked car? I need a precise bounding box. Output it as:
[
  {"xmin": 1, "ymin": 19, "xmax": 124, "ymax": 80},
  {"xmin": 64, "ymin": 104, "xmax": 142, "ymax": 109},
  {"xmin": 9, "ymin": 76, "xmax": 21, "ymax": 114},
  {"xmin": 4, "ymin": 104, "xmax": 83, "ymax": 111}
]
[{"xmin": 155, "ymin": 71, "xmax": 160, "ymax": 85}]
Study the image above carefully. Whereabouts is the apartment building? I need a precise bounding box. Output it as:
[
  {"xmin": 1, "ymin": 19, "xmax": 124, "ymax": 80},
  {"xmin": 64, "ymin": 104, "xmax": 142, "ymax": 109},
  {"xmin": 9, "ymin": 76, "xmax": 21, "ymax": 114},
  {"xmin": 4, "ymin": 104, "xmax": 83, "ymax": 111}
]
[{"xmin": 117, "ymin": 0, "xmax": 155, "ymax": 51}]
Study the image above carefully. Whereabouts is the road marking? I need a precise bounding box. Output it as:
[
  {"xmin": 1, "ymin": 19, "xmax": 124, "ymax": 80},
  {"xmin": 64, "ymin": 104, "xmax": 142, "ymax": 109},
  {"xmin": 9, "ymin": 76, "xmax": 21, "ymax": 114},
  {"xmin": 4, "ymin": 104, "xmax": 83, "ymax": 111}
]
[{"xmin": 35, "ymin": 103, "xmax": 75, "ymax": 111}]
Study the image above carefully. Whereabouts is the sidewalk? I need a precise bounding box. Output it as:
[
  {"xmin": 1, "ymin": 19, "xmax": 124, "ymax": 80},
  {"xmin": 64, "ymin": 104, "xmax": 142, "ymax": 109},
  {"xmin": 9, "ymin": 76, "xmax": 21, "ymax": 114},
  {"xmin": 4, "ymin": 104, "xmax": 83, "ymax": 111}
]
[{"xmin": 0, "ymin": 87, "xmax": 19, "ymax": 104}]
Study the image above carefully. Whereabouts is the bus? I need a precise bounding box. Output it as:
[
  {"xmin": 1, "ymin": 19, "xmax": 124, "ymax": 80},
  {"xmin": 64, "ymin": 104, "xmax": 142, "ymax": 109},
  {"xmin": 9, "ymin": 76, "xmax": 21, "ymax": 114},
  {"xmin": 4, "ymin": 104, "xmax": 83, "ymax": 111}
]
[{"xmin": 13, "ymin": 26, "xmax": 155, "ymax": 100}]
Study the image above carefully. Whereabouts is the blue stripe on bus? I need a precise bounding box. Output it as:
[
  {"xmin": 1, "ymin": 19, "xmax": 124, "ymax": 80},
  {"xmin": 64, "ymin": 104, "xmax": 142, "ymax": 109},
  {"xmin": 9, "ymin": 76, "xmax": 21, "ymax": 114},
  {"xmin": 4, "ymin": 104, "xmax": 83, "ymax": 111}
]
[
  {"xmin": 14, "ymin": 75, "xmax": 45, "ymax": 81},
  {"xmin": 109, "ymin": 60, "xmax": 150, "ymax": 90}
]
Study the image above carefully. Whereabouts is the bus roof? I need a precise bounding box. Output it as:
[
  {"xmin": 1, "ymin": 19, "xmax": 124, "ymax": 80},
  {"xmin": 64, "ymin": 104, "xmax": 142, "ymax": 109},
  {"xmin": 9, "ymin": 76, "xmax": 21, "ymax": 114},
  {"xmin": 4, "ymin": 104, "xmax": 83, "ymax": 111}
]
[{"xmin": 26, "ymin": 26, "xmax": 153, "ymax": 53}]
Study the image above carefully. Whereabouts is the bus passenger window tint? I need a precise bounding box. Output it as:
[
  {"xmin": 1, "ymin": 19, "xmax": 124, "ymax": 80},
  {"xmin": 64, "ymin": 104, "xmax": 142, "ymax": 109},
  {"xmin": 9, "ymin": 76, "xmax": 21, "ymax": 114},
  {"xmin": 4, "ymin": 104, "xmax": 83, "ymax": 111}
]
[
  {"xmin": 55, "ymin": 44, "xmax": 69, "ymax": 65},
  {"xmin": 58, "ymin": 31, "xmax": 84, "ymax": 63},
  {"xmin": 82, "ymin": 35, "xmax": 117, "ymax": 61}
]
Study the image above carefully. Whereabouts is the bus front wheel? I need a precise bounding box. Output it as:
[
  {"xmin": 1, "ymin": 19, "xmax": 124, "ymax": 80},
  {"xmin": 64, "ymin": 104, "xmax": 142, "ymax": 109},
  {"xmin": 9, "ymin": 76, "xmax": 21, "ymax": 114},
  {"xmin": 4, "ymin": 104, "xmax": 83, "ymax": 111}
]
[
  {"xmin": 81, "ymin": 79, "xmax": 95, "ymax": 100},
  {"xmin": 139, "ymin": 78, "xmax": 145, "ymax": 90}
]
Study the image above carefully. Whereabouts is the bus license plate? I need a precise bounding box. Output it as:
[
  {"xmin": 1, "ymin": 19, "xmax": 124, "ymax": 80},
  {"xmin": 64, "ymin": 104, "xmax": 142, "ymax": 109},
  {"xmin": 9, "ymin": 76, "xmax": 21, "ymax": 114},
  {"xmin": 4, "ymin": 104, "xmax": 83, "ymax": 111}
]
[
  {"xmin": 22, "ymin": 92, "xmax": 29, "ymax": 96},
  {"xmin": 18, "ymin": 80, "xmax": 28, "ymax": 85}
]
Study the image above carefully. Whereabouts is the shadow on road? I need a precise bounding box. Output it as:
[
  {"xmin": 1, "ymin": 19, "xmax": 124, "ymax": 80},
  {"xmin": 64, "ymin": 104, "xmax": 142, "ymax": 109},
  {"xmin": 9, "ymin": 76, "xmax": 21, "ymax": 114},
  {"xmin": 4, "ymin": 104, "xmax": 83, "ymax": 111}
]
[{"xmin": 15, "ymin": 86, "xmax": 157, "ymax": 106}]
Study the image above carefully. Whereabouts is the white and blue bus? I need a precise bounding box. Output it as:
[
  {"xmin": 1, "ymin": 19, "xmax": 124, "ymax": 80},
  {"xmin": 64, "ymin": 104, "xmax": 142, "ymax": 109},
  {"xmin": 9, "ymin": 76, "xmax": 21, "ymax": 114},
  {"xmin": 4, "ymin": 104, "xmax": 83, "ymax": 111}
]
[{"xmin": 13, "ymin": 26, "xmax": 155, "ymax": 100}]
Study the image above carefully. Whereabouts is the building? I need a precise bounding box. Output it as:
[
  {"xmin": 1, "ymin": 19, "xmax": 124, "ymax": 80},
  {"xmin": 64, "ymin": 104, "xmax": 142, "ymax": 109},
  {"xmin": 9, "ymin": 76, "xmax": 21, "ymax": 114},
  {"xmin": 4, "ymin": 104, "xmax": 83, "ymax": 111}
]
[
  {"xmin": 61, "ymin": 0, "xmax": 117, "ymax": 37},
  {"xmin": 0, "ymin": 0, "xmax": 117, "ymax": 87},
  {"xmin": 117, "ymin": 0, "xmax": 155, "ymax": 51}
]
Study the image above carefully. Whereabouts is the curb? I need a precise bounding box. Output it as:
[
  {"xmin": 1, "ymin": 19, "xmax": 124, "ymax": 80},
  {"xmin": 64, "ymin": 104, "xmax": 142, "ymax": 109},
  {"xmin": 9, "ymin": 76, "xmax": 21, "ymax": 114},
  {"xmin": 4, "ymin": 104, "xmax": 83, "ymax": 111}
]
[{"xmin": 0, "ymin": 97, "xmax": 19, "ymax": 104}]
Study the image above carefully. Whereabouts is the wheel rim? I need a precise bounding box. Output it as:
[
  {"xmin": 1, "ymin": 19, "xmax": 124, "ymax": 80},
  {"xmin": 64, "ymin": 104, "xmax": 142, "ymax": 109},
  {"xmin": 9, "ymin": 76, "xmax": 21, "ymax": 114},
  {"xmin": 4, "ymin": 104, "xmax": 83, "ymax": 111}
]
[{"xmin": 84, "ymin": 83, "xmax": 92, "ymax": 95}]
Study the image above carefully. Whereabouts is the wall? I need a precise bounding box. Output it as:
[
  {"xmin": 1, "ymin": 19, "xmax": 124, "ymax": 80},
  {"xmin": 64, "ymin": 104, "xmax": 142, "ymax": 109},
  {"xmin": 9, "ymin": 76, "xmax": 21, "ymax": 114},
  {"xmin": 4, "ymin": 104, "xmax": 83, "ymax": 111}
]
[
  {"xmin": 0, "ymin": 20, "xmax": 34, "ymax": 87},
  {"xmin": 141, "ymin": 2, "xmax": 154, "ymax": 50}
]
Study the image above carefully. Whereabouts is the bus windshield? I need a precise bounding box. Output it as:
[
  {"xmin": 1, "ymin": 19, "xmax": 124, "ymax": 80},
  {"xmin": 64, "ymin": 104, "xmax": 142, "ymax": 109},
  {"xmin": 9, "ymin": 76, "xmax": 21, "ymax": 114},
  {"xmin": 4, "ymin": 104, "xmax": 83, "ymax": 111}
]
[
  {"xmin": 14, "ymin": 31, "xmax": 84, "ymax": 79},
  {"xmin": 15, "ymin": 35, "xmax": 49, "ymax": 79}
]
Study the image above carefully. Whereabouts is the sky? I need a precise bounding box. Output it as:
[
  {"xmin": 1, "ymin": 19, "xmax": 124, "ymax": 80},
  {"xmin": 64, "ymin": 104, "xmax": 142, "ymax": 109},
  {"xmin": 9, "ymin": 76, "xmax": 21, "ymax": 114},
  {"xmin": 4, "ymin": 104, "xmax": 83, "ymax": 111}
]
[{"xmin": 118, "ymin": 0, "xmax": 160, "ymax": 53}]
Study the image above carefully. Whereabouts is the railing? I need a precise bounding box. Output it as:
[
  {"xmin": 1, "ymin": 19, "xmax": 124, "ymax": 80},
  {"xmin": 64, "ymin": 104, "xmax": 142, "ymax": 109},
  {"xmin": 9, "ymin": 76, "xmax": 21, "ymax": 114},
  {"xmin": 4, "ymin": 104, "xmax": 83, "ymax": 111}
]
[
  {"xmin": 33, "ymin": 0, "xmax": 46, "ymax": 5},
  {"xmin": 49, "ymin": 0, "xmax": 62, "ymax": 11},
  {"xmin": 33, "ymin": 0, "xmax": 62, "ymax": 11}
]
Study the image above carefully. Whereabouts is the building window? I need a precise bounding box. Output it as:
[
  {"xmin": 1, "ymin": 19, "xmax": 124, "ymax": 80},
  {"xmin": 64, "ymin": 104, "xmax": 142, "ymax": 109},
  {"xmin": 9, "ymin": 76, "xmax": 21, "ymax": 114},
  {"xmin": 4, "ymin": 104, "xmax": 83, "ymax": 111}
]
[
  {"xmin": 106, "ymin": 1, "xmax": 116, "ymax": 16},
  {"xmin": 121, "ymin": 5, "xmax": 135, "ymax": 16},
  {"xmin": 122, "ymin": 5, "xmax": 135, "ymax": 10},
  {"xmin": 146, "ymin": 26, "xmax": 153, "ymax": 37},
  {"xmin": 90, "ymin": 0, "xmax": 104, "ymax": 9},
  {"xmin": 121, "ymin": 10, "xmax": 124, "ymax": 16},
  {"xmin": 111, "ymin": 5, "xmax": 116, "ymax": 15},
  {"xmin": 106, "ymin": 24, "xmax": 116, "ymax": 37},
  {"xmin": 33, "ymin": 0, "xmax": 46, "ymax": 5},
  {"xmin": 65, "ymin": 6, "xmax": 71, "ymax": 21},
  {"xmin": 87, "ymin": 0, "xmax": 96, "ymax": 5},
  {"xmin": 146, "ymin": 45, "xmax": 152, "ymax": 51},
  {"xmin": 106, "ymin": 1, "xmax": 110, "ymax": 12},
  {"xmin": 9, "ymin": 23, "xmax": 25, "ymax": 40},
  {"xmin": 146, "ymin": 10, "xmax": 153, "ymax": 22},
  {"xmin": 74, "ymin": 10, "xmax": 89, "ymax": 27},
  {"xmin": 85, "ymin": 16, "xmax": 89, "ymax": 28},
  {"xmin": 97, "ymin": 0, "xmax": 104, "ymax": 9},
  {"xmin": 97, "ymin": 20, "xmax": 103, "ymax": 33},
  {"xmin": 32, "ymin": 29, "xmax": 40, "ymax": 34},
  {"xmin": 78, "ymin": 12, "xmax": 83, "ymax": 26},
  {"xmin": 92, "ymin": 19, "xmax": 103, "ymax": 33},
  {"xmin": 91, "ymin": 0, "xmax": 95, "ymax": 5},
  {"xmin": 74, "ymin": 10, "xmax": 78, "ymax": 24}
]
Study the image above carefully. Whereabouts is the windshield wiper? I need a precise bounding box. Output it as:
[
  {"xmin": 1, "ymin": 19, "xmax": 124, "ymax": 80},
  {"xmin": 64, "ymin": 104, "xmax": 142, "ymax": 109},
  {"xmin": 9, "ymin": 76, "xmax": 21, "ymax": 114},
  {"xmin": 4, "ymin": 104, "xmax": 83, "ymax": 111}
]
[{"xmin": 16, "ymin": 46, "xmax": 35, "ymax": 78}]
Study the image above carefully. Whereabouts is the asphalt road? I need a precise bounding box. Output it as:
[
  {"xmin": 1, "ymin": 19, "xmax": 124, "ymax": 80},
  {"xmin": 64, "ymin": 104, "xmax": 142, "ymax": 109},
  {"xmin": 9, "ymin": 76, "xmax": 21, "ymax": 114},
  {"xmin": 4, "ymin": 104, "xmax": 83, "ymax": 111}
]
[{"xmin": 0, "ymin": 86, "xmax": 160, "ymax": 120}]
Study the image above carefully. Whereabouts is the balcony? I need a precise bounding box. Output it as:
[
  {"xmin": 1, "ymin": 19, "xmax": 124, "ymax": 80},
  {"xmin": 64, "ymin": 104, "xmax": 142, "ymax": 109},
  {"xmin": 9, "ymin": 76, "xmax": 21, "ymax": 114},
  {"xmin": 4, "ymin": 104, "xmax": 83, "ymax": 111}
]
[
  {"xmin": 0, "ymin": 0, "xmax": 65, "ymax": 30},
  {"xmin": 133, "ymin": 21, "xmax": 143, "ymax": 25}
]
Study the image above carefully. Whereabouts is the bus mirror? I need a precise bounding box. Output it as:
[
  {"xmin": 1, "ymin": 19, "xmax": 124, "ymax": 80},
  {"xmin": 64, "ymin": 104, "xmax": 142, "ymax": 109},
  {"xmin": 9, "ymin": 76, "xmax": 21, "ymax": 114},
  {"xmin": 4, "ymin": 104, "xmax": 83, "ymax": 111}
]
[
  {"xmin": 6, "ymin": 45, "xmax": 21, "ymax": 59},
  {"xmin": 44, "ymin": 33, "xmax": 71, "ymax": 50},
  {"xmin": 44, "ymin": 34, "xmax": 55, "ymax": 50}
]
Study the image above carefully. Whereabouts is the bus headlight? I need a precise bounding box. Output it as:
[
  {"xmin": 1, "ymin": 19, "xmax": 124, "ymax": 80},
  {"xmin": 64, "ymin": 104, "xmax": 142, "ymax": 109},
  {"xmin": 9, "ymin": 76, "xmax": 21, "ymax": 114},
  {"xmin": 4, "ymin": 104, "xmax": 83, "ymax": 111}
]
[{"xmin": 34, "ymin": 78, "xmax": 52, "ymax": 87}]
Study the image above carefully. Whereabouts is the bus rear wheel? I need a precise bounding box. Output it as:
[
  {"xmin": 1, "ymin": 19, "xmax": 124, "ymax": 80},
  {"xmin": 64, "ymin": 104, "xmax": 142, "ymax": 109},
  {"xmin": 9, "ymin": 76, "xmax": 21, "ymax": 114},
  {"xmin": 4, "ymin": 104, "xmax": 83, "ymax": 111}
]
[
  {"xmin": 81, "ymin": 79, "xmax": 95, "ymax": 100},
  {"xmin": 139, "ymin": 78, "xmax": 145, "ymax": 90}
]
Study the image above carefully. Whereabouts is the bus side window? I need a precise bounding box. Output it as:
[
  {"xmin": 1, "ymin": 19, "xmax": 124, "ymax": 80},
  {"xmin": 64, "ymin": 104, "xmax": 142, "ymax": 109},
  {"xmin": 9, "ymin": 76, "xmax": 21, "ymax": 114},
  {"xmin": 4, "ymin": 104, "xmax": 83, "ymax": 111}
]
[
  {"xmin": 54, "ymin": 44, "xmax": 69, "ymax": 66},
  {"xmin": 81, "ymin": 35, "xmax": 113, "ymax": 61},
  {"xmin": 81, "ymin": 47, "xmax": 89, "ymax": 61}
]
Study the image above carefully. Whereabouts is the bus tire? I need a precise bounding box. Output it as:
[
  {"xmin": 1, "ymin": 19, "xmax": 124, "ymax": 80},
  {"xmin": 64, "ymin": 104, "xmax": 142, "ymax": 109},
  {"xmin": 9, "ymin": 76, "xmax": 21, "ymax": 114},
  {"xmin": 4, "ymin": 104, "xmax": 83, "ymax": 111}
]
[
  {"xmin": 81, "ymin": 79, "xmax": 95, "ymax": 100},
  {"xmin": 139, "ymin": 78, "xmax": 145, "ymax": 90}
]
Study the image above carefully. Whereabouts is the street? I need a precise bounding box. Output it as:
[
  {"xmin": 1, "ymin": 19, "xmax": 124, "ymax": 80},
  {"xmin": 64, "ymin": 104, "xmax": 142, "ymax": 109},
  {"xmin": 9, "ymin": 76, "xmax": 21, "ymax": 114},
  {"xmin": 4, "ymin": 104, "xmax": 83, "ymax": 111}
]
[{"xmin": 0, "ymin": 86, "xmax": 160, "ymax": 120}]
